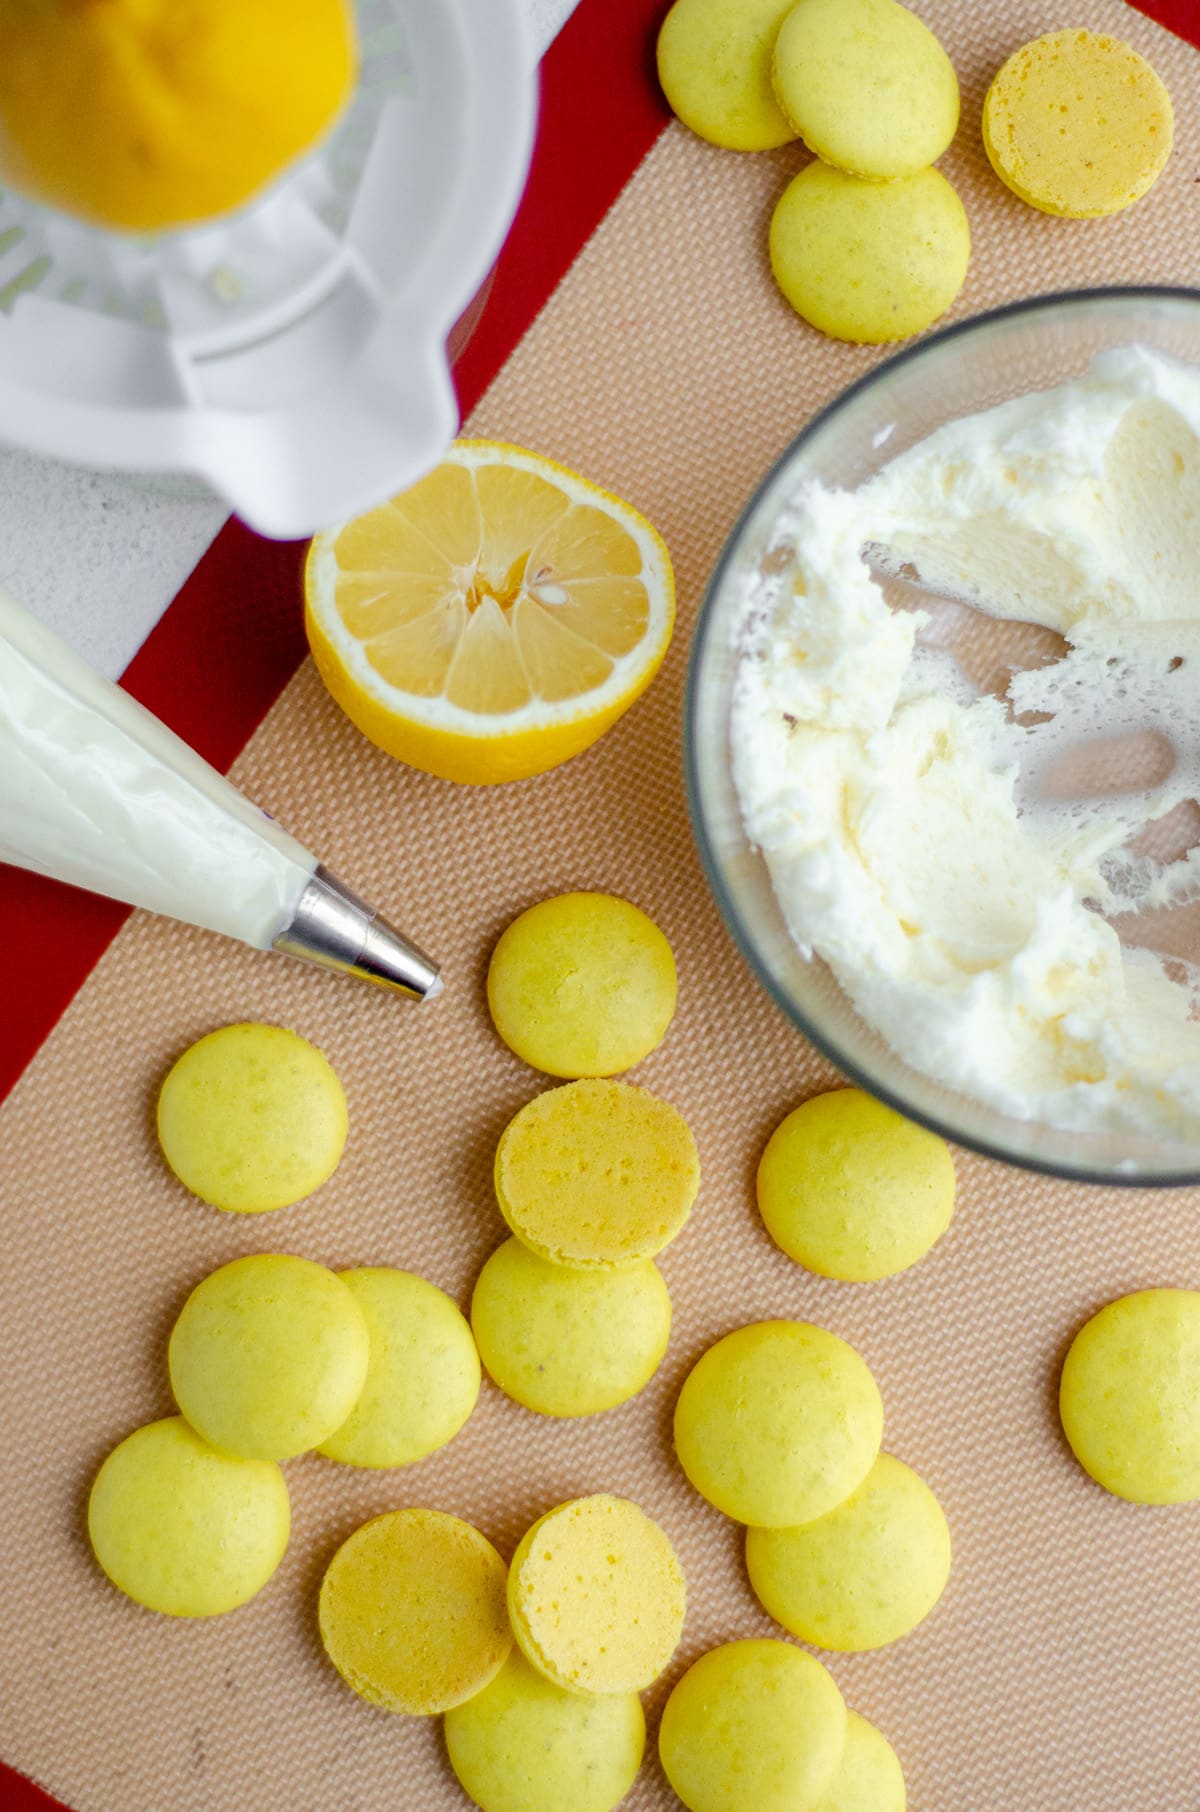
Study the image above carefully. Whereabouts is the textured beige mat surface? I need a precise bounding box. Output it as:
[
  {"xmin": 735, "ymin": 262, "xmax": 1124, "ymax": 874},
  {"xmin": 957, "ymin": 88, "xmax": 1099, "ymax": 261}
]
[{"xmin": 3, "ymin": 3, "xmax": 1200, "ymax": 1807}]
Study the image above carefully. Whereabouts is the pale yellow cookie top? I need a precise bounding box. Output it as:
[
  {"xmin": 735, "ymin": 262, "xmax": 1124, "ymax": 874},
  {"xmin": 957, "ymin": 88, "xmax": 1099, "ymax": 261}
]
[
  {"xmin": 495, "ymin": 1077, "xmax": 700, "ymax": 1268},
  {"xmin": 88, "ymin": 1416, "xmax": 290, "ymax": 1618},
  {"xmin": 157, "ymin": 1022, "xmax": 348, "ymax": 1214},
  {"xmin": 746, "ymin": 1452, "xmax": 951, "ymax": 1650},
  {"xmin": 983, "ymin": 29, "xmax": 1173, "ymax": 218},
  {"xmin": 1060, "ymin": 1289, "xmax": 1200, "ymax": 1503},
  {"xmin": 319, "ymin": 1508, "xmax": 512, "ymax": 1715},
  {"xmin": 508, "ymin": 1494, "xmax": 686, "ymax": 1695},
  {"xmin": 758, "ymin": 1087, "xmax": 955, "ymax": 1281},
  {"xmin": 168, "ymin": 1253, "xmax": 370, "ymax": 1461},
  {"xmin": 317, "ymin": 1267, "xmax": 480, "ymax": 1468},
  {"xmin": 773, "ymin": 0, "xmax": 959, "ymax": 180},
  {"xmin": 770, "ymin": 162, "xmax": 970, "ymax": 345},
  {"xmin": 674, "ymin": 1319, "xmax": 883, "ymax": 1526},
  {"xmin": 488, "ymin": 890, "xmax": 677, "ymax": 1078},
  {"xmin": 813, "ymin": 1711, "xmax": 907, "ymax": 1812},
  {"xmin": 659, "ymin": 1639, "xmax": 847, "ymax": 1812},
  {"xmin": 658, "ymin": 0, "xmax": 797, "ymax": 150},
  {"xmin": 471, "ymin": 1236, "xmax": 671, "ymax": 1418},
  {"xmin": 445, "ymin": 1649, "xmax": 646, "ymax": 1812}
]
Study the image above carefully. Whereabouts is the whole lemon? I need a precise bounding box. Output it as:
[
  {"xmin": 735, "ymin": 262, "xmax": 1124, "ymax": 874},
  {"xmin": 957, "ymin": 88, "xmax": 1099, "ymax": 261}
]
[{"xmin": 0, "ymin": 0, "xmax": 358, "ymax": 232}]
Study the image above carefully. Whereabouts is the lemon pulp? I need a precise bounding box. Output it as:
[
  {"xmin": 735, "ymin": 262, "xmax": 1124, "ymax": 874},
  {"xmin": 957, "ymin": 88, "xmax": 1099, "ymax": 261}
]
[{"xmin": 305, "ymin": 442, "xmax": 675, "ymax": 784}]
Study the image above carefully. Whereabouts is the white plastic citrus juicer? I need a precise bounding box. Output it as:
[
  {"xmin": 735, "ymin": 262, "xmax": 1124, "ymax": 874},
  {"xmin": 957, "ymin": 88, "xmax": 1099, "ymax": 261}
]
[{"xmin": 0, "ymin": 0, "xmax": 538, "ymax": 539}]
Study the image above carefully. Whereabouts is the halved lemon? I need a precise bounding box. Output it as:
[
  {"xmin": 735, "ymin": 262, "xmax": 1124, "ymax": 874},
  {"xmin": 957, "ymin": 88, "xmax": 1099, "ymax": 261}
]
[{"xmin": 305, "ymin": 442, "xmax": 676, "ymax": 785}]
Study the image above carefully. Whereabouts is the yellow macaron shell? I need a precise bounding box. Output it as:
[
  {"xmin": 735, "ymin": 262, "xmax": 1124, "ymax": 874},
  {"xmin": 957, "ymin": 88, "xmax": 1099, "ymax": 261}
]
[
  {"xmin": 444, "ymin": 1649, "xmax": 646, "ymax": 1812},
  {"xmin": 658, "ymin": 1639, "xmax": 847, "ymax": 1812},
  {"xmin": 488, "ymin": 891, "xmax": 677, "ymax": 1078},
  {"xmin": 319, "ymin": 1508, "xmax": 512, "ymax": 1714},
  {"xmin": 983, "ymin": 29, "xmax": 1173, "ymax": 219},
  {"xmin": 746, "ymin": 1453, "xmax": 951, "ymax": 1650},
  {"xmin": 168, "ymin": 1254, "xmax": 370, "ymax": 1461},
  {"xmin": 770, "ymin": 162, "xmax": 970, "ymax": 344},
  {"xmin": 674, "ymin": 1319, "xmax": 883, "ymax": 1526},
  {"xmin": 1060, "ymin": 1289, "xmax": 1200, "ymax": 1503},
  {"xmin": 87, "ymin": 1416, "xmax": 290, "ymax": 1617},
  {"xmin": 494, "ymin": 1078, "xmax": 700, "ymax": 1268},
  {"xmin": 772, "ymin": 0, "xmax": 959, "ymax": 180},
  {"xmin": 508, "ymin": 1495, "xmax": 686, "ymax": 1695},
  {"xmin": 657, "ymin": 0, "xmax": 797, "ymax": 151},
  {"xmin": 471, "ymin": 1237, "xmax": 671, "ymax": 1417},
  {"xmin": 157, "ymin": 1023, "xmax": 348, "ymax": 1214},
  {"xmin": 757, "ymin": 1088, "xmax": 955, "ymax": 1281},
  {"xmin": 317, "ymin": 1268, "xmax": 480, "ymax": 1468},
  {"xmin": 813, "ymin": 1711, "xmax": 907, "ymax": 1812}
]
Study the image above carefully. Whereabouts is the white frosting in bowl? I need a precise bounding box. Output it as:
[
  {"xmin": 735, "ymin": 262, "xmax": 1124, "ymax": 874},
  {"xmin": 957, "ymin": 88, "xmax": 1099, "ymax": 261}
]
[{"xmin": 732, "ymin": 347, "xmax": 1200, "ymax": 1136}]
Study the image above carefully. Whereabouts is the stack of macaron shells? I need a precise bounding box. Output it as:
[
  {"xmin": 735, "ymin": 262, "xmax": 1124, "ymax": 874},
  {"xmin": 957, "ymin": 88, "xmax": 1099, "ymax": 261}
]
[
  {"xmin": 91, "ymin": 1023, "xmax": 484, "ymax": 1618},
  {"xmin": 474, "ymin": 893, "xmax": 696, "ymax": 1418},
  {"xmin": 318, "ymin": 1492, "xmax": 686, "ymax": 1812},
  {"xmin": 95, "ymin": 943, "xmax": 966, "ymax": 1809},
  {"xmin": 657, "ymin": 0, "xmax": 969, "ymax": 344},
  {"xmin": 657, "ymin": 2, "xmax": 1174, "ymax": 348},
  {"xmin": 92, "ymin": 998, "xmax": 696, "ymax": 1812},
  {"xmin": 88, "ymin": 1248, "xmax": 482, "ymax": 1619},
  {"xmin": 659, "ymin": 1095, "xmax": 956, "ymax": 1802},
  {"xmin": 158, "ymin": 1024, "xmax": 483, "ymax": 1461},
  {"xmin": 665, "ymin": 1315, "xmax": 951, "ymax": 1806}
]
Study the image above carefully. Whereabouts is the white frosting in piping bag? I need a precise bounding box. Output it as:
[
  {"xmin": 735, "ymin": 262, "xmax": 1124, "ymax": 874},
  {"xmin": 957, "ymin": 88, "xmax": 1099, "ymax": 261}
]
[{"xmin": 0, "ymin": 591, "xmax": 316, "ymax": 947}]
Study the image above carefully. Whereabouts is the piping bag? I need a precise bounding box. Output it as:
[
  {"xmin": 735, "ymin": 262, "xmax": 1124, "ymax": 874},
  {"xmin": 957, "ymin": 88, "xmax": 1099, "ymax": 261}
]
[{"xmin": 0, "ymin": 590, "xmax": 440, "ymax": 999}]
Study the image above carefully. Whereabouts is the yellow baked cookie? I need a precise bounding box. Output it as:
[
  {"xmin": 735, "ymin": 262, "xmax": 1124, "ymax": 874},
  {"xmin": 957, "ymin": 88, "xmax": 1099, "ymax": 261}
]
[
  {"xmin": 445, "ymin": 1650, "xmax": 646, "ymax": 1812},
  {"xmin": 157, "ymin": 1022, "xmax": 348, "ymax": 1213},
  {"xmin": 746, "ymin": 1453, "xmax": 951, "ymax": 1650},
  {"xmin": 658, "ymin": 1639, "xmax": 846, "ymax": 1812},
  {"xmin": 813, "ymin": 1712, "xmax": 907, "ymax": 1812},
  {"xmin": 657, "ymin": 0, "xmax": 796, "ymax": 151},
  {"xmin": 88, "ymin": 1417, "xmax": 289, "ymax": 1618},
  {"xmin": 1060, "ymin": 1289, "xmax": 1200, "ymax": 1504},
  {"xmin": 319, "ymin": 1508, "xmax": 511, "ymax": 1714},
  {"xmin": 674, "ymin": 1319, "xmax": 883, "ymax": 1526},
  {"xmin": 488, "ymin": 891, "xmax": 677, "ymax": 1078},
  {"xmin": 169, "ymin": 1254, "xmax": 370, "ymax": 1461},
  {"xmin": 983, "ymin": 30, "xmax": 1173, "ymax": 218},
  {"xmin": 773, "ymin": 0, "xmax": 959, "ymax": 179},
  {"xmin": 495, "ymin": 1078, "xmax": 700, "ymax": 1268},
  {"xmin": 758, "ymin": 1088, "xmax": 955, "ymax": 1281},
  {"xmin": 471, "ymin": 1237, "xmax": 671, "ymax": 1417},
  {"xmin": 508, "ymin": 1495, "xmax": 686, "ymax": 1694},
  {"xmin": 317, "ymin": 1268, "xmax": 480, "ymax": 1468},
  {"xmin": 770, "ymin": 163, "xmax": 970, "ymax": 344}
]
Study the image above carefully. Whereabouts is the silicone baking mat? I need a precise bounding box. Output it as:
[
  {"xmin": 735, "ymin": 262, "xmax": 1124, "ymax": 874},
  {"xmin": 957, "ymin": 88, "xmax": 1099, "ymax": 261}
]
[{"xmin": 3, "ymin": 2, "xmax": 1200, "ymax": 1808}]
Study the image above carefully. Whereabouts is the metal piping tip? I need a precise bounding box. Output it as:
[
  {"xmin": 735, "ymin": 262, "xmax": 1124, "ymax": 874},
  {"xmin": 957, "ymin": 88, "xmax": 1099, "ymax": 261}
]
[{"xmin": 273, "ymin": 865, "xmax": 441, "ymax": 1001}]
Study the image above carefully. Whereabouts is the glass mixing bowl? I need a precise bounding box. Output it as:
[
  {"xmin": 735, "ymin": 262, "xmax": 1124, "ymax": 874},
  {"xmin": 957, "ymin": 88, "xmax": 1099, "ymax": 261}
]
[{"xmin": 687, "ymin": 286, "xmax": 1200, "ymax": 1186}]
